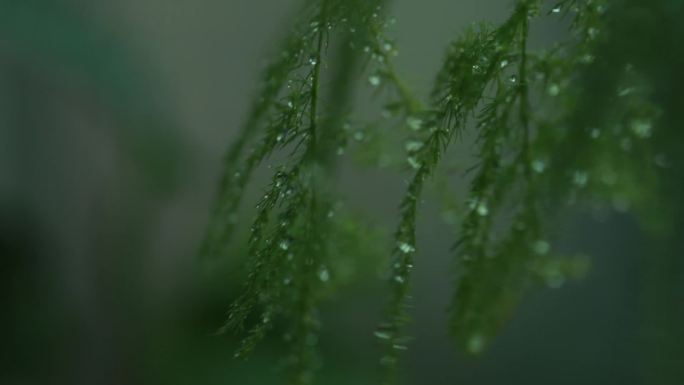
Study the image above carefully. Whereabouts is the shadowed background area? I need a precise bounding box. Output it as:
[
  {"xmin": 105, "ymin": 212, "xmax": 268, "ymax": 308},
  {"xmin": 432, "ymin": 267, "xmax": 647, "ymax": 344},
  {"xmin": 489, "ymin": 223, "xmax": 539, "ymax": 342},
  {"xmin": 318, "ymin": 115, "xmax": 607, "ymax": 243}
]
[{"xmin": 1, "ymin": 0, "xmax": 682, "ymax": 384}]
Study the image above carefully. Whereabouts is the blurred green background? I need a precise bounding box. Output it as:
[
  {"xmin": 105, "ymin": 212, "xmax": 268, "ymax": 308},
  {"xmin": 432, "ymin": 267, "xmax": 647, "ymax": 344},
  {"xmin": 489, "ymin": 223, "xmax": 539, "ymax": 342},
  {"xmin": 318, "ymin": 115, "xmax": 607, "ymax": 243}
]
[{"xmin": 1, "ymin": 1, "xmax": 681, "ymax": 384}]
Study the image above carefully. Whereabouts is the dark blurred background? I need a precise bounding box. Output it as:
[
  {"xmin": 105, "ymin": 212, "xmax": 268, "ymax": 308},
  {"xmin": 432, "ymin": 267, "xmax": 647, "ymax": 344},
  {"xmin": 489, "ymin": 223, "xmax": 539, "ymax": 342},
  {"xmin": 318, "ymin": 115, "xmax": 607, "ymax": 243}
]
[{"xmin": 1, "ymin": 1, "xmax": 681, "ymax": 384}]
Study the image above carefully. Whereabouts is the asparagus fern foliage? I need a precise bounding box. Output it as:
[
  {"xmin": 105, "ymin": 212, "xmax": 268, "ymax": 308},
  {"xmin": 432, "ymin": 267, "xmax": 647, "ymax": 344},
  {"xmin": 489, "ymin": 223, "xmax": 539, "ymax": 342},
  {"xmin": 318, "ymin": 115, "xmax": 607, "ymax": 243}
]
[{"xmin": 202, "ymin": 0, "xmax": 675, "ymax": 383}]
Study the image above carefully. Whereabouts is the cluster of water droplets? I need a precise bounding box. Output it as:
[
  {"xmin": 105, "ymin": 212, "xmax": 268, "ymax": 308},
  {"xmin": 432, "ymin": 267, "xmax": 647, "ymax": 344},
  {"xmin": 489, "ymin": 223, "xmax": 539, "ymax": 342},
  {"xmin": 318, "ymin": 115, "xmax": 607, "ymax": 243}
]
[{"xmin": 468, "ymin": 197, "xmax": 490, "ymax": 217}]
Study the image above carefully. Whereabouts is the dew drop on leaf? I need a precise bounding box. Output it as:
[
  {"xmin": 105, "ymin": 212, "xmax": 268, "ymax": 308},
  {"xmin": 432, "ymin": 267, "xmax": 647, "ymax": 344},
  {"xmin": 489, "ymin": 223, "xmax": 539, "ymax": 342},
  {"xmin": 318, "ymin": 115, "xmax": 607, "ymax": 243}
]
[
  {"xmin": 407, "ymin": 156, "xmax": 422, "ymax": 170},
  {"xmin": 466, "ymin": 333, "xmax": 485, "ymax": 354},
  {"xmin": 406, "ymin": 117, "xmax": 423, "ymax": 131},
  {"xmin": 405, "ymin": 140, "xmax": 424, "ymax": 152},
  {"xmin": 547, "ymin": 83, "xmax": 560, "ymax": 96},
  {"xmin": 368, "ymin": 75, "xmax": 381, "ymax": 87},
  {"xmin": 398, "ymin": 242, "xmax": 415, "ymax": 254},
  {"xmin": 573, "ymin": 171, "xmax": 589, "ymax": 187},
  {"xmin": 630, "ymin": 119, "xmax": 653, "ymax": 138},
  {"xmin": 532, "ymin": 159, "xmax": 546, "ymax": 173},
  {"xmin": 374, "ymin": 330, "xmax": 392, "ymax": 340},
  {"xmin": 318, "ymin": 268, "xmax": 330, "ymax": 282},
  {"xmin": 533, "ymin": 240, "xmax": 551, "ymax": 255},
  {"xmin": 590, "ymin": 128, "xmax": 601, "ymax": 139}
]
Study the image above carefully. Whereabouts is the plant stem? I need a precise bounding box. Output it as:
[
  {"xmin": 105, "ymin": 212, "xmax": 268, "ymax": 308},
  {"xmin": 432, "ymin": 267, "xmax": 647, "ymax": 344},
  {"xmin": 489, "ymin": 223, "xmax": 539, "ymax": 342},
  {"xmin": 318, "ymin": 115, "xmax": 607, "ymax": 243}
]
[{"xmin": 519, "ymin": 15, "xmax": 532, "ymax": 182}]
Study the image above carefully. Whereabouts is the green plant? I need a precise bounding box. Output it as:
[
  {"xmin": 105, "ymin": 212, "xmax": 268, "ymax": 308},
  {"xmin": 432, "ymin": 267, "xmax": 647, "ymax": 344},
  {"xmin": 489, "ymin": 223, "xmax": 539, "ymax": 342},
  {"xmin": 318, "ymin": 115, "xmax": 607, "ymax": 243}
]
[{"xmin": 202, "ymin": 0, "xmax": 683, "ymax": 383}]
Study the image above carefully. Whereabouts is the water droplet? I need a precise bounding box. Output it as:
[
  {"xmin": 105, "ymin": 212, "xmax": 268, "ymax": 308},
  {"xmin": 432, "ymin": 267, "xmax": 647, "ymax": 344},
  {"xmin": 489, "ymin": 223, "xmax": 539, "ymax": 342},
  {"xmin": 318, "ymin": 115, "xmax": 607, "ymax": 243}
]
[
  {"xmin": 547, "ymin": 83, "xmax": 560, "ymax": 96},
  {"xmin": 509, "ymin": 75, "xmax": 517, "ymax": 84},
  {"xmin": 287, "ymin": 100, "xmax": 294, "ymax": 109},
  {"xmin": 383, "ymin": 42, "xmax": 393, "ymax": 52},
  {"xmin": 533, "ymin": 240, "xmax": 551, "ymax": 255},
  {"xmin": 394, "ymin": 275, "xmax": 405, "ymax": 284},
  {"xmin": 532, "ymin": 159, "xmax": 546, "ymax": 173},
  {"xmin": 590, "ymin": 128, "xmax": 601, "ymax": 139},
  {"xmin": 308, "ymin": 57, "xmax": 317, "ymax": 66},
  {"xmin": 573, "ymin": 170, "xmax": 589, "ymax": 187},
  {"xmin": 630, "ymin": 119, "xmax": 652, "ymax": 138},
  {"xmin": 467, "ymin": 333, "xmax": 485, "ymax": 354},
  {"xmin": 276, "ymin": 133, "xmax": 284, "ymax": 142},
  {"xmin": 472, "ymin": 200, "xmax": 489, "ymax": 217},
  {"xmin": 477, "ymin": 204, "xmax": 489, "ymax": 217},
  {"xmin": 374, "ymin": 330, "xmax": 392, "ymax": 340},
  {"xmin": 587, "ymin": 27, "xmax": 599, "ymax": 39},
  {"xmin": 368, "ymin": 75, "xmax": 381, "ymax": 87},
  {"xmin": 618, "ymin": 87, "xmax": 634, "ymax": 97},
  {"xmin": 407, "ymin": 156, "xmax": 422, "ymax": 170},
  {"xmin": 551, "ymin": 6, "xmax": 561, "ymax": 14},
  {"xmin": 398, "ymin": 242, "xmax": 415, "ymax": 254},
  {"xmin": 500, "ymin": 60, "xmax": 509, "ymax": 68},
  {"xmin": 353, "ymin": 131, "xmax": 365, "ymax": 141},
  {"xmin": 406, "ymin": 117, "xmax": 423, "ymax": 131},
  {"xmin": 405, "ymin": 140, "xmax": 424, "ymax": 153},
  {"xmin": 279, "ymin": 239, "xmax": 290, "ymax": 251},
  {"xmin": 318, "ymin": 268, "xmax": 330, "ymax": 282}
]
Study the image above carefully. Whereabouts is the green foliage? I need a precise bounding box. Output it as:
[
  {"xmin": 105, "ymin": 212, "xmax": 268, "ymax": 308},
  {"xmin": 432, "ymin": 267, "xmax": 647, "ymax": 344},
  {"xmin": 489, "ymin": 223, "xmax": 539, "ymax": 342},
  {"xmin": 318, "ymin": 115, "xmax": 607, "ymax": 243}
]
[{"xmin": 203, "ymin": 0, "xmax": 683, "ymax": 383}]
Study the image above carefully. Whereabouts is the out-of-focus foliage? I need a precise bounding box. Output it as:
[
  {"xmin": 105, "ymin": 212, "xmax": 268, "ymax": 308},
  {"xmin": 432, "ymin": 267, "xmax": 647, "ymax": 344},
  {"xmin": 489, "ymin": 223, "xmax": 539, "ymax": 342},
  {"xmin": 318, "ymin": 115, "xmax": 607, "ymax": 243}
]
[
  {"xmin": 1, "ymin": 0, "xmax": 181, "ymax": 383},
  {"xmin": 0, "ymin": 0, "xmax": 180, "ymax": 194}
]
